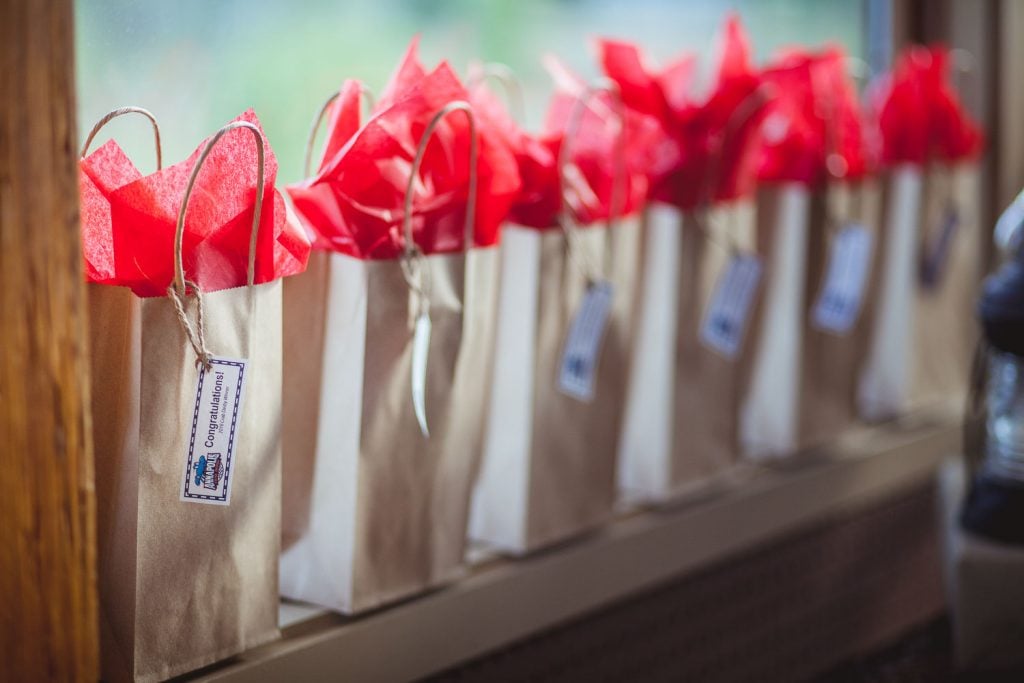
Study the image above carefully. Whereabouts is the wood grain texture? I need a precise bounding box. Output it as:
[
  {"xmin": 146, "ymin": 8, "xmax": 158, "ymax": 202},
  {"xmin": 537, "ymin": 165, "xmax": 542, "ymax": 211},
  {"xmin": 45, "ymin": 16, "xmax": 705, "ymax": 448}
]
[{"xmin": 0, "ymin": 1, "xmax": 99, "ymax": 680}]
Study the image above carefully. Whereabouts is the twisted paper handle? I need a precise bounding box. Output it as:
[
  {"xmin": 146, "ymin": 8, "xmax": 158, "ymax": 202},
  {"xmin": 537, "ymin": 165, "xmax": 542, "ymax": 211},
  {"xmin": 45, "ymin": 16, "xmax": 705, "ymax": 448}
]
[
  {"xmin": 80, "ymin": 106, "xmax": 162, "ymax": 169},
  {"xmin": 467, "ymin": 61, "xmax": 526, "ymax": 124},
  {"xmin": 557, "ymin": 78, "xmax": 626, "ymax": 285},
  {"xmin": 171, "ymin": 121, "xmax": 266, "ymax": 368},
  {"xmin": 303, "ymin": 85, "xmax": 376, "ymax": 178},
  {"xmin": 398, "ymin": 101, "xmax": 478, "ymax": 438}
]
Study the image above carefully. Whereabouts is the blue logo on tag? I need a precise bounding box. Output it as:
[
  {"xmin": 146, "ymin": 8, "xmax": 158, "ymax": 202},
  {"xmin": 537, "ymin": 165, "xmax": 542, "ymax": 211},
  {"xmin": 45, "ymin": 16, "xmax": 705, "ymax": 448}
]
[
  {"xmin": 193, "ymin": 453, "xmax": 224, "ymax": 490},
  {"xmin": 566, "ymin": 355, "xmax": 589, "ymax": 380}
]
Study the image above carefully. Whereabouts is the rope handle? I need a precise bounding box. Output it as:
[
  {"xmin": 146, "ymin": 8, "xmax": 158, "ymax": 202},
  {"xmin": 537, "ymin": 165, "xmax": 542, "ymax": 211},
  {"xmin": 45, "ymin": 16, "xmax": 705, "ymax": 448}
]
[
  {"xmin": 80, "ymin": 106, "xmax": 162, "ymax": 170},
  {"xmin": 173, "ymin": 121, "xmax": 265, "ymax": 294},
  {"xmin": 303, "ymin": 85, "xmax": 376, "ymax": 178},
  {"xmin": 467, "ymin": 62, "xmax": 526, "ymax": 125},
  {"xmin": 557, "ymin": 78, "xmax": 626, "ymax": 284},
  {"xmin": 169, "ymin": 121, "xmax": 266, "ymax": 368},
  {"xmin": 397, "ymin": 101, "xmax": 478, "ymax": 439},
  {"xmin": 695, "ymin": 83, "xmax": 774, "ymax": 255}
]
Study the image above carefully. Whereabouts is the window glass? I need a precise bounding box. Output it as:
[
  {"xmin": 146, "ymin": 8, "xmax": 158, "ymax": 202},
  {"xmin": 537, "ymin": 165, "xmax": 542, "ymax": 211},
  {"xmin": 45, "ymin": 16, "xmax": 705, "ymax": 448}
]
[{"xmin": 76, "ymin": 0, "xmax": 864, "ymax": 182}]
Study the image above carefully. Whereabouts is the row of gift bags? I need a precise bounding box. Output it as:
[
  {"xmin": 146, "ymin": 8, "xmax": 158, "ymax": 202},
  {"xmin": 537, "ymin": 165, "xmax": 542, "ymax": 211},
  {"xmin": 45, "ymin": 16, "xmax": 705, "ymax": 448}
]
[{"xmin": 82, "ymin": 43, "xmax": 982, "ymax": 683}]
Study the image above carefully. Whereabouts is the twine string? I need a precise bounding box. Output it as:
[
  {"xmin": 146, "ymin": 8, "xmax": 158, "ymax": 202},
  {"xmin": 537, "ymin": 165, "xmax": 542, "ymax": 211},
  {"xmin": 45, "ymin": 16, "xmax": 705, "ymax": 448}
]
[{"xmin": 167, "ymin": 280, "xmax": 213, "ymax": 369}]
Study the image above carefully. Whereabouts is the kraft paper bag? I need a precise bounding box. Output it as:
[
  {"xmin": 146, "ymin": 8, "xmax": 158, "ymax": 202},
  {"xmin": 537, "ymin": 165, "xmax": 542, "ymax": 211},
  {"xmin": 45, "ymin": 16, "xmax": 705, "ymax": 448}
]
[
  {"xmin": 280, "ymin": 246, "xmax": 498, "ymax": 613},
  {"xmin": 618, "ymin": 201, "xmax": 760, "ymax": 501},
  {"xmin": 742, "ymin": 183, "xmax": 812, "ymax": 460},
  {"xmin": 797, "ymin": 180, "xmax": 882, "ymax": 449},
  {"xmin": 86, "ymin": 116, "xmax": 292, "ymax": 683},
  {"xmin": 471, "ymin": 216, "xmax": 641, "ymax": 554},
  {"xmin": 92, "ymin": 281, "xmax": 282, "ymax": 683},
  {"xmin": 910, "ymin": 162, "xmax": 982, "ymax": 408},
  {"xmin": 859, "ymin": 164, "xmax": 924, "ymax": 420},
  {"xmin": 677, "ymin": 202, "xmax": 763, "ymax": 489}
]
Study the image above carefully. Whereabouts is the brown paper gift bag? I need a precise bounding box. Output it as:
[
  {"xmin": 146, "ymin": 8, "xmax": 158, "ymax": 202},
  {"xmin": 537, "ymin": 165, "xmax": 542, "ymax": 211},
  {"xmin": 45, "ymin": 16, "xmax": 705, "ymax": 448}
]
[
  {"xmin": 673, "ymin": 202, "xmax": 762, "ymax": 488},
  {"xmin": 470, "ymin": 214, "xmax": 640, "ymax": 553},
  {"xmin": 280, "ymin": 103, "xmax": 498, "ymax": 613},
  {"xmin": 470, "ymin": 82, "xmax": 643, "ymax": 553},
  {"xmin": 797, "ymin": 179, "xmax": 881, "ymax": 449},
  {"xmin": 617, "ymin": 201, "xmax": 761, "ymax": 500},
  {"xmin": 90, "ymin": 122, "xmax": 281, "ymax": 682},
  {"xmin": 910, "ymin": 162, "xmax": 982, "ymax": 408}
]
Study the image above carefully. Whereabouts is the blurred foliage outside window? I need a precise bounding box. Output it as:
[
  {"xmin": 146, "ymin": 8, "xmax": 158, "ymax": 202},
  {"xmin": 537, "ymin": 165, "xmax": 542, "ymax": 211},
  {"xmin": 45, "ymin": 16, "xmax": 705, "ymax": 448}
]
[{"xmin": 76, "ymin": 0, "xmax": 864, "ymax": 183}]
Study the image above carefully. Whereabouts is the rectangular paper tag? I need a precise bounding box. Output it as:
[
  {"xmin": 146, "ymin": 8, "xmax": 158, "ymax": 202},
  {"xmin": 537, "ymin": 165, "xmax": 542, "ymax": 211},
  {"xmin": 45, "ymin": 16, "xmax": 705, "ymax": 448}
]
[
  {"xmin": 700, "ymin": 254, "xmax": 762, "ymax": 359},
  {"xmin": 812, "ymin": 224, "xmax": 874, "ymax": 334},
  {"xmin": 920, "ymin": 207, "xmax": 959, "ymax": 290},
  {"xmin": 181, "ymin": 357, "xmax": 248, "ymax": 505},
  {"xmin": 558, "ymin": 280, "xmax": 614, "ymax": 402},
  {"xmin": 411, "ymin": 312, "xmax": 432, "ymax": 438}
]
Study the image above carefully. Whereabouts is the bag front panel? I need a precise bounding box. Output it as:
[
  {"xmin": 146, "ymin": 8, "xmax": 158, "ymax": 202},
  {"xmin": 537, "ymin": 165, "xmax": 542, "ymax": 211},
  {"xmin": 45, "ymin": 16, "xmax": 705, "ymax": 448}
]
[
  {"xmin": 432, "ymin": 246, "xmax": 500, "ymax": 576},
  {"xmin": 134, "ymin": 281, "xmax": 281, "ymax": 682},
  {"xmin": 351, "ymin": 254, "xmax": 465, "ymax": 611},
  {"xmin": 911, "ymin": 162, "xmax": 982, "ymax": 409},
  {"xmin": 672, "ymin": 203, "xmax": 759, "ymax": 490},
  {"xmin": 525, "ymin": 226, "xmax": 629, "ymax": 550},
  {"xmin": 799, "ymin": 180, "xmax": 881, "ymax": 449}
]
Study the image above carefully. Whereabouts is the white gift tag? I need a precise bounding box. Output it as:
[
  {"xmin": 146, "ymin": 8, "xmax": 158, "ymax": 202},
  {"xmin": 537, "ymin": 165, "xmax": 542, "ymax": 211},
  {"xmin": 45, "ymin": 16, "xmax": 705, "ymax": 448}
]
[
  {"xmin": 181, "ymin": 357, "xmax": 248, "ymax": 505},
  {"xmin": 558, "ymin": 280, "xmax": 614, "ymax": 402},
  {"xmin": 812, "ymin": 224, "xmax": 874, "ymax": 334},
  {"xmin": 700, "ymin": 254, "xmax": 762, "ymax": 359},
  {"xmin": 411, "ymin": 311, "xmax": 432, "ymax": 437}
]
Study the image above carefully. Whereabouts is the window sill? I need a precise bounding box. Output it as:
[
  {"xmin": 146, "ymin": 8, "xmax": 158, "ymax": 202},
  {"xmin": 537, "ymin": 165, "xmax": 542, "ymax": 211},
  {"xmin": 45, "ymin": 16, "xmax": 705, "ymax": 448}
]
[{"xmin": 189, "ymin": 406, "xmax": 959, "ymax": 682}]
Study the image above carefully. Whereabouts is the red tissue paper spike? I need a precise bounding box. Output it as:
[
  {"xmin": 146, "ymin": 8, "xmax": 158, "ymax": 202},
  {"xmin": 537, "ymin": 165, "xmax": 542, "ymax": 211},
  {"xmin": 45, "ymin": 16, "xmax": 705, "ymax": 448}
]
[
  {"xmin": 79, "ymin": 109, "xmax": 310, "ymax": 297},
  {"xmin": 873, "ymin": 44, "xmax": 984, "ymax": 167},
  {"xmin": 596, "ymin": 14, "xmax": 767, "ymax": 210},
  {"xmin": 759, "ymin": 45, "xmax": 869, "ymax": 186},
  {"xmin": 287, "ymin": 38, "xmax": 522, "ymax": 259}
]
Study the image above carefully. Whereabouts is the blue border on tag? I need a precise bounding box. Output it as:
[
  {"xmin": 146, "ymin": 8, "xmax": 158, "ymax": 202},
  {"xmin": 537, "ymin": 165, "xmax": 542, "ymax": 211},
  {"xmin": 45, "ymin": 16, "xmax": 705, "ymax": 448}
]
[{"xmin": 182, "ymin": 358, "xmax": 245, "ymax": 502}]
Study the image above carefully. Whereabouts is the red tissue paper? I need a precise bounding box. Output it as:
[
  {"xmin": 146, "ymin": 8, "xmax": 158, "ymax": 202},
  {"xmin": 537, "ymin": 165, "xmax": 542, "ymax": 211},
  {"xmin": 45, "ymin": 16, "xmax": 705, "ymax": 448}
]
[
  {"xmin": 597, "ymin": 14, "xmax": 767, "ymax": 210},
  {"xmin": 508, "ymin": 56, "xmax": 662, "ymax": 229},
  {"xmin": 758, "ymin": 45, "xmax": 869, "ymax": 187},
  {"xmin": 466, "ymin": 76, "xmax": 561, "ymax": 231},
  {"xmin": 79, "ymin": 109, "xmax": 310, "ymax": 297},
  {"xmin": 287, "ymin": 38, "xmax": 522, "ymax": 259},
  {"xmin": 873, "ymin": 44, "xmax": 984, "ymax": 167}
]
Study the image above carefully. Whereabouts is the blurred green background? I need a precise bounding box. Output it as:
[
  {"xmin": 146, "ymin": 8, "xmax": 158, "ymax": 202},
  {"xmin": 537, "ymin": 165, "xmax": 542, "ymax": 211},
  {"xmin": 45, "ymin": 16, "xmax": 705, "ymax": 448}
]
[{"xmin": 75, "ymin": 0, "xmax": 864, "ymax": 184}]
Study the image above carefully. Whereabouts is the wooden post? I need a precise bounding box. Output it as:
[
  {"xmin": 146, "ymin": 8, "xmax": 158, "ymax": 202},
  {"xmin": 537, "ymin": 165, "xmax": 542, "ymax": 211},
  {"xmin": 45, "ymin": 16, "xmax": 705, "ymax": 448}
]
[{"xmin": 0, "ymin": 1, "xmax": 99, "ymax": 681}]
